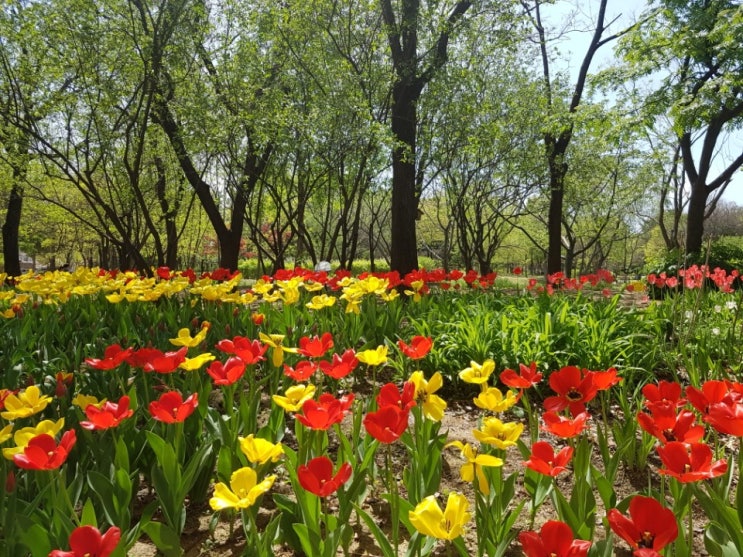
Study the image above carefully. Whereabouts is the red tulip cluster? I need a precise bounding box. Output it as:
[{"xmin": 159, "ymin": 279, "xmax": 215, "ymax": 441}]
[{"xmin": 647, "ymin": 265, "xmax": 740, "ymax": 292}]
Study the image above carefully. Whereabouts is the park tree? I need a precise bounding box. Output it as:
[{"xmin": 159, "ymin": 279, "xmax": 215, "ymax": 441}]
[
  {"xmin": 620, "ymin": 0, "xmax": 743, "ymax": 257},
  {"xmin": 419, "ymin": 27, "xmax": 542, "ymax": 274},
  {"xmin": 140, "ymin": 0, "xmax": 281, "ymax": 272},
  {"xmin": 0, "ymin": 0, "xmax": 68, "ymax": 276},
  {"xmin": 520, "ymin": 0, "xmax": 634, "ymax": 275},
  {"xmin": 380, "ymin": 0, "xmax": 474, "ymax": 276},
  {"xmin": 249, "ymin": 0, "xmax": 390, "ymax": 272},
  {"xmin": 1, "ymin": 0, "xmax": 196, "ymax": 271}
]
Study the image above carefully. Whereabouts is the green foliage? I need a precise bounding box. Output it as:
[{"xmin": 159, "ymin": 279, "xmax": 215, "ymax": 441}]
[{"xmin": 406, "ymin": 289, "xmax": 659, "ymax": 392}]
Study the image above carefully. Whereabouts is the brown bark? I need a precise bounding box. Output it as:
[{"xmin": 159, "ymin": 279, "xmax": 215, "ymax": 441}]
[{"xmin": 381, "ymin": 0, "xmax": 471, "ymax": 276}]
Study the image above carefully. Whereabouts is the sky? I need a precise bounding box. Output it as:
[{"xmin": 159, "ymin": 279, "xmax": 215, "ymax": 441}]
[{"xmin": 541, "ymin": 0, "xmax": 743, "ymax": 206}]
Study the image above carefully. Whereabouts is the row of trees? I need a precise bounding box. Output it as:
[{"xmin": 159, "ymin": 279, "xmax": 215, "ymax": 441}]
[{"xmin": 1, "ymin": 0, "xmax": 741, "ymax": 277}]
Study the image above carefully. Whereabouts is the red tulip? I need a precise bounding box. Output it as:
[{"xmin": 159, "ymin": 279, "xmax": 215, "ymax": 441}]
[
  {"xmin": 148, "ymin": 391, "xmax": 199, "ymax": 423},
  {"xmin": 376, "ymin": 382, "xmax": 416, "ymax": 412},
  {"xmin": 636, "ymin": 407, "xmax": 705, "ymax": 445},
  {"xmin": 297, "ymin": 333, "xmax": 334, "ymax": 359},
  {"xmin": 206, "ymin": 357, "xmax": 246, "ymax": 386},
  {"xmin": 541, "ymin": 411, "xmax": 589, "ymax": 438},
  {"xmin": 13, "ymin": 430, "xmax": 77, "ymax": 470},
  {"xmin": 363, "ymin": 405, "xmax": 410, "ymax": 443},
  {"xmin": 607, "ymin": 495, "xmax": 678, "ymax": 552},
  {"xmin": 656, "ymin": 441, "xmax": 727, "ymax": 482},
  {"xmin": 544, "ymin": 366, "xmax": 598, "ymax": 415},
  {"xmin": 705, "ymin": 399, "xmax": 743, "ymax": 436},
  {"xmin": 215, "ymin": 336, "xmax": 267, "ymax": 365},
  {"xmin": 80, "ymin": 395, "xmax": 134, "ymax": 430},
  {"xmin": 124, "ymin": 347, "xmax": 164, "ymax": 369},
  {"xmin": 85, "ymin": 344, "xmax": 133, "ymax": 371},
  {"xmin": 297, "ymin": 456, "xmax": 352, "ymax": 497},
  {"xmin": 397, "ymin": 336, "xmax": 433, "ymax": 360},
  {"xmin": 591, "ymin": 367, "xmax": 622, "ymax": 390},
  {"xmin": 686, "ymin": 380, "xmax": 735, "ymax": 415},
  {"xmin": 519, "ymin": 520, "xmax": 591, "ymax": 557},
  {"xmin": 641, "ymin": 380, "xmax": 686, "ymax": 410},
  {"xmin": 499, "ymin": 362, "xmax": 542, "ymax": 390},
  {"xmin": 251, "ymin": 313, "xmax": 265, "ymax": 326},
  {"xmin": 295, "ymin": 393, "xmax": 353, "ymax": 430},
  {"xmin": 156, "ymin": 266, "xmax": 173, "ymax": 280},
  {"xmin": 135, "ymin": 347, "xmax": 188, "ymax": 373},
  {"xmin": 284, "ymin": 360, "xmax": 319, "ymax": 381},
  {"xmin": 633, "ymin": 550, "xmax": 663, "ymax": 557},
  {"xmin": 55, "ymin": 372, "xmax": 73, "ymax": 398},
  {"xmin": 49, "ymin": 525, "xmax": 121, "ymax": 557},
  {"xmin": 318, "ymin": 349, "xmax": 359, "ymax": 380},
  {"xmin": 524, "ymin": 441, "xmax": 574, "ymax": 477}
]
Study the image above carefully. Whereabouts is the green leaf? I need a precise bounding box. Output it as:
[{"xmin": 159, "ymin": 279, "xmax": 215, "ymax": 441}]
[
  {"xmin": 524, "ymin": 468, "xmax": 553, "ymax": 507},
  {"xmin": 80, "ymin": 498, "xmax": 97, "ymax": 527},
  {"xmin": 114, "ymin": 435, "xmax": 130, "ymax": 474},
  {"xmin": 142, "ymin": 521, "xmax": 183, "ymax": 557},
  {"xmin": 354, "ymin": 503, "xmax": 396, "ymax": 557},
  {"xmin": 292, "ymin": 523, "xmax": 323, "ymax": 557},
  {"xmin": 273, "ymin": 493, "xmax": 304, "ymax": 552},
  {"xmin": 593, "ymin": 468, "xmax": 617, "ymax": 510},
  {"xmin": 88, "ymin": 471, "xmax": 125, "ymax": 526},
  {"xmin": 18, "ymin": 521, "xmax": 52, "ymax": 557},
  {"xmin": 705, "ymin": 522, "xmax": 742, "ymax": 557}
]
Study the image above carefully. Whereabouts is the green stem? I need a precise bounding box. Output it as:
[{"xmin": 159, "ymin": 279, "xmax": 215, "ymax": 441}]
[
  {"xmin": 688, "ymin": 496, "xmax": 694, "ymax": 555},
  {"xmin": 475, "ymin": 486, "xmax": 486, "ymax": 557},
  {"xmin": 386, "ymin": 445, "xmax": 399, "ymax": 557}
]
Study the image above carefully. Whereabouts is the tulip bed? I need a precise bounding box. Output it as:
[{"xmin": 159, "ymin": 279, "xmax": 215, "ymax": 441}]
[{"xmin": 0, "ymin": 265, "xmax": 742, "ymax": 557}]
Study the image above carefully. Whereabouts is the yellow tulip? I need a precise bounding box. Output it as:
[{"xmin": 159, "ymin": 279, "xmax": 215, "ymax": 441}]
[
  {"xmin": 72, "ymin": 393, "xmax": 107, "ymax": 410},
  {"xmin": 259, "ymin": 333, "xmax": 298, "ymax": 367},
  {"xmin": 239, "ymin": 434, "xmax": 284, "ymax": 465},
  {"xmin": 251, "ymin": 279, "xmax": 274, "ymax": 295},
  {"xmin": 306, "ymin": 294, "xmax": 337, "ymax": 310},
  {"xmin": 169, "ymin": 325, "xmax": 209, "ymax": 348},
  {"xmin": 445, "ymin": 441, "xmax": 503, "ymax": 495},
  {"xmin": 302, "ymin": 281, "xmax": 325, "ymax": 292},
  {"xmin": 179, "ymin": 352, "xmax": 216, "ymax": 371},
  {"xmin": 272, "ymin": 384, "xmax": 316, "ymax": 412},
  {"xmin": 356, "ymin": 345, "xmax": 388, "ymax": 366},
  {"xmin": 209, "ymin": 467, "xmax": 276, "ymax": 511},
  {"xmin": 459, "ymin": 359, "xmax": 496, "ymax": 385},
  {"xmin": 473, "ymin": 417, "xmax": 524, "ymax": 450},
  {"xmin": 409, "ymin": 492, "xmax": 471, "ymax": 540},
  {"xmin": 473, "ymin": 387, "xmax": 518, "ymax": 413},
  {"xmin": 403, "ymin": 279, "xmax": 425, "ymax": 302},
  {"xmin": 409, "ymin": 371, "xmax": 447, "ymax": 421},
  {"xmin": 380, "ymin": 288, "xmax": 400, "ymax": 302},
  {"xmin": 0, "ymin": 424, "xmax": 12, "ymax": 445},
  {"xmin": 0, "ymin": 385, "xmax": 52, "ymax": 420}
]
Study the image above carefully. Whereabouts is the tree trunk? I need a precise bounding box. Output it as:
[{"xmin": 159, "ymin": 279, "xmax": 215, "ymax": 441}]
[
  {"xmin": 685, "ymin": 180, "xmax": 707, "ymax": 256},
  {"xmin": 546, "ymin": 157, "xmax": 566, "ymax": 274},
  {"xmin": 381, "ymin": 0, "xmax": 471, "ymax": 277},
  {"xmin": 389, "ymin": 81, "xmax": 420, "ymax": 276},
  {"xmin": 2, "ymin": 184, "xmax": 23, "ymax": 278}
]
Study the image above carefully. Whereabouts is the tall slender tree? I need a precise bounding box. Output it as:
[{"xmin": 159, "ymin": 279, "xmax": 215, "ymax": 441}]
[
  {"xmin": 521, "ymin": 0, "xmax": 631, "ymax": 274},
  {"xmin": 380, "ymin": 0, "xmax": 472, "ymax": 276}
]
